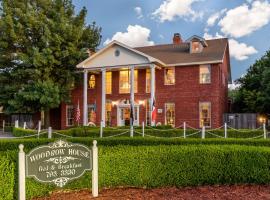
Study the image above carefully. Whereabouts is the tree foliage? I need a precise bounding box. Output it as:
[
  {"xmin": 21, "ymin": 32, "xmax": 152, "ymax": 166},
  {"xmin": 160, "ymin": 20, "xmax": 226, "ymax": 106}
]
[
  {"xmin": 233, "ymin": 50, "xmax": 270, "ymax": 113},
  {"xmin": 0, "ymin": 0, "xmax": 101, "ymax": 125}
]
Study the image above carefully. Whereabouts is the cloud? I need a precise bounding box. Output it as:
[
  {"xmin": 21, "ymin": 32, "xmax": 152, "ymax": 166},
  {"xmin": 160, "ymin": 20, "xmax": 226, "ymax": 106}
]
[
  {"xmin": 218, "ymin": 1, "xmax": 270, "ymax": 38},
  {"xmin": 103, "ymin": 25, "xmax": 155, "ymax": 47},
  {"xmin": 228, "ymin": 83, "xmax": 241, "ymax": 90},
  {"xmin": 229, "ymin": 39, "xmax": 258, "ymax": 60},
  {"xmin": 203, "ymin": 32, "xmax": 257, "ymax": 61},
  {"xmin": 134, "ymin": 7, "xmax": 143, "ymax": 19},
  {"xmin": 206, "ymin": 9, "xmax": 227, "ymax": 27},
  {"xmin": 152, "ymin": 0, "xmax": 203, "ymax": 22}
]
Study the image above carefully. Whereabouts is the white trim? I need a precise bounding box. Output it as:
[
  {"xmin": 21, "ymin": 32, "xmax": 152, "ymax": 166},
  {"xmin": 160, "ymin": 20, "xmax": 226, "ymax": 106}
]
[
  {"xmin": 66, "ymin": 105, "xmax": 74, "ymax": 127},
  {"xmin": 199, "ymin": 65, "xmax": 211, "ymax": 84},
  {"xmin": 199, "ymin": 102, "xmax": 211, "ymax": 128},
  {"xmin": 77, "ymin": 40, "xmax": 166, "ymax": 68},
  {"xmin": 164, "ymin": 66, "xmax": 175, "ymax": 85},
  {"xmin": 164, "ymin": 103, "xmax": 175, "ymax": 127},
  {"xmin": 166, "ymin": 60, "xmax": 223, "ymax": 67}
]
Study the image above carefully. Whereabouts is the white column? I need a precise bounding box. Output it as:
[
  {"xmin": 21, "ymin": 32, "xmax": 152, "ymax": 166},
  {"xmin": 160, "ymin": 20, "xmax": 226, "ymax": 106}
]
[
  {"xmin": 202, "ymin": 126, "xmax": 205, "ymax": 139},
  {"xmin": 183, "ymin": 122, "xmax": 186, "ymax": 139},
  {"xmin": 150, "ymin": 64, "xmax": 155, "ymax": 126},
  {"xmin": 92, "ymin": 140, "xmax": 98, "ymax": 197},
  {"xmin": 83, "ymin": 70, "xmax": 88, "ymax": 126},
  {"xmin": 15, "ymin": 120, "xmax": 19, "ymax": 128},
  {"xmin": 18, "ymin": 144, "xmax": 25, "ymax": 200},
  {"xmin": 224, "ymin": 123, "xmax": 227, "ymax": 138},
  {"xmin": 130, "ymin": 66, "xmax": 135, "ymax": 137},
  {"xmin": 48, "ymin": 127, "xmax": 52, "ymax": 139},
  {"xmin": 263, "ymin": 123, "xmax": 267, "ymax": 139},
  {"xmin": 101, "ymin": 68, "xmax": 106, "ymax": 127}
]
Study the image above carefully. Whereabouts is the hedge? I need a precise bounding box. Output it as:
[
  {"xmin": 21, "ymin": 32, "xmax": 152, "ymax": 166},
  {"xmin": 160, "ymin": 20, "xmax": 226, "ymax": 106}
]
[
  {"xmin": 0, "ymin": 152, "xmax": 15, "ymax": 200},
  {"xmin": 12, "ymin": 126, "xmax": 265, "ymax": 139},
  {"xmin": 2, "ymin": 144, "xmax": 270, "ymax": 199},
  {"xmin": 3, "ymin": 137, "xmax": 270, "ymax": 151}
]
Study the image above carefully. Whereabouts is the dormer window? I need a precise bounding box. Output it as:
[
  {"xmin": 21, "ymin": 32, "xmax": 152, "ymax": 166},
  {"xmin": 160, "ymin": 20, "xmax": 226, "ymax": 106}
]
[
  {"xmin": 191, "ymin": 41, "xmax": 201, "ymax": 53},
  {"xmin": 186, "ymin": 35, "xmax": 208, "ymax": 54}
]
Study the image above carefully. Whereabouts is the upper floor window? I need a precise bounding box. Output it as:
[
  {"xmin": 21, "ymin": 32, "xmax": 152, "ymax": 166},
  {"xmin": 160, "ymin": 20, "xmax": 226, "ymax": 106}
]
[
  {"xmin": 164, "ymin": 67, "xmax": 175, "ymax": 85},
  {"xmin": 106, "ymin": 72, "xmax": 112, "ymax": 94},
  {"xmin": 200, "ymin": 65, "xmax": 211, "ymax": 84},
  {"xmin": 89, "ymin": 75, "xmax": 95, "ymax": 89},
  {"xmin": 146, "ymin": 69, "xmax": 151, "ymax": 93},
  {"xmin": 119, "ymin": 70, "xmax": 138, "ymax": 93},
  {"xmin": 199, "ymin": 102, "xmax": 211, "ymax": 128}
]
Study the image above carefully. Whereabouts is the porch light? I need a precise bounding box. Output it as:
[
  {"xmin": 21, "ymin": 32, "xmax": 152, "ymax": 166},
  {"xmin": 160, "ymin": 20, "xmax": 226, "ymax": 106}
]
[
  {"xmin": 112, "ymin": 101, "xmax": 118, "ymax": 107},
  {"xmin": 139, "ymin": 100, "xmax": 145, "ymax": 106}
]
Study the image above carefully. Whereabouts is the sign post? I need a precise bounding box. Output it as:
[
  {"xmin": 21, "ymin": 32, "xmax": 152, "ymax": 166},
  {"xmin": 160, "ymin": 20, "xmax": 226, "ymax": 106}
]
[{"xmin": 18, "ymin": 140, "xmax": 98, "ymax": 198}]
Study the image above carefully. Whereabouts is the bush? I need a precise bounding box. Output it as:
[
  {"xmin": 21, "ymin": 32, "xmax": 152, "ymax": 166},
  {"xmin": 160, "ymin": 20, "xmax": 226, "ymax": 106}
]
[
  {"xmin": 12, "ymin": 127, "xmax": 37, "ymax": 137},
  {"xmin": 2, "ymin": 144, "xmax": 270, "ymax": 199},
  {"xmin": 0, "ymin": 152, "xmax": 15, "ymax": 200}
]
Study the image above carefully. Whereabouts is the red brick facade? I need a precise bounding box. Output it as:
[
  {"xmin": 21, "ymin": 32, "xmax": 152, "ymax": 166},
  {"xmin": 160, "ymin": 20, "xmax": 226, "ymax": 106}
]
[{"xmin": 59, "ymin": 45, "xmax": 230, "ymax": 129}]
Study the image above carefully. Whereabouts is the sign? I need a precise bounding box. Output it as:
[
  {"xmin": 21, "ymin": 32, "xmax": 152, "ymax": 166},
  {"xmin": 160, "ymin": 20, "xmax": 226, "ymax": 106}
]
[{"xmin": 26, "ymin": 140, "xmax": 92, "ymax": 187}]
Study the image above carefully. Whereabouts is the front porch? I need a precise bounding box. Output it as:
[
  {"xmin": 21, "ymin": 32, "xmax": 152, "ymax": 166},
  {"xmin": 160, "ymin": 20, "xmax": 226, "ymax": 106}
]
[{"xmin": 77, "ymin": 41, "xmax": 165, "ymax": 128}]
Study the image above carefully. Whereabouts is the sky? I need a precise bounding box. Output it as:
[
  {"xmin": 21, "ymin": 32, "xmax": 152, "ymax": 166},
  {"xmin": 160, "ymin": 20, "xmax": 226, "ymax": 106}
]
[{"xmin": 73, "ymin": 0, "xmax": 270, "ymax": 82}]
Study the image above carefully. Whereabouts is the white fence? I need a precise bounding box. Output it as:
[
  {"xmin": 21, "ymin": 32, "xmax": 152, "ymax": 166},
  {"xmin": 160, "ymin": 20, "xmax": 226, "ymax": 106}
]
[{"xmin": 0, "ymin": 119, "xmax": 268, "ymax": 140}]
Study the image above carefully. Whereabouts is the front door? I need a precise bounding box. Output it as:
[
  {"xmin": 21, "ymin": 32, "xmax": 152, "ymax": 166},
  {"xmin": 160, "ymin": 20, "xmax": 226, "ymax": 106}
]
[{"xmin": 117, "ymin": 105, "xmax": 139, "ymax": 126}]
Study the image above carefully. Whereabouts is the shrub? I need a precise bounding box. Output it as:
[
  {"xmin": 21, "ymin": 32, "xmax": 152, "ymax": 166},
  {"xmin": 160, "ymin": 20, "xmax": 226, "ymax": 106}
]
[
  {"xmin": 12, "ymin": 127, "xmax": 37, "ymax": 137},
  {"xmin": 2, "ymin": 144, "xmax": 270, "ymax": 199},
  {"xmin": 0, "ymin": 152, "xmax": 15, "ymax": 200}
]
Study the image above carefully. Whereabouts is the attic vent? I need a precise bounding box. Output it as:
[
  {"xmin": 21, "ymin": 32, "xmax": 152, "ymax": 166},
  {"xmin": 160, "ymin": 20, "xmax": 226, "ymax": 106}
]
[{"xmin": 115, "ymin": 49, "xmax": 120, "ymax": 57}]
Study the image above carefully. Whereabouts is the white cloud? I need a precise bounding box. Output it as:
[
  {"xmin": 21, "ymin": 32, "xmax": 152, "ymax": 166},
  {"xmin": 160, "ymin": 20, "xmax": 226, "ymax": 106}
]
[
  {"xmin": 134, "ymin": 7, "xmax": 143, "ymax": 19},
  {"xmin": 203, "ymin": 32, "xmax": 257, "ymax": 61},
  {"xmin": 218, "ymin": 1, "xmax": 270, "ymax": 38},
  {"xmin": 206, "ymin": 9, "xmax": 227, "ymax": 27},
  {"xmin": 152, "ymin": 0, "xmax": 203, "ymax": 22},
  {"xmin": 103, "ymin": 25, "xmax": 154, "ymax": 47},
  {"xmin": 228, "ymin": 83, "xmax": 241, "ymax": 90},
  {"xmin": 229, "ymin": 39, "xmax": 258, "ymax": 60}
]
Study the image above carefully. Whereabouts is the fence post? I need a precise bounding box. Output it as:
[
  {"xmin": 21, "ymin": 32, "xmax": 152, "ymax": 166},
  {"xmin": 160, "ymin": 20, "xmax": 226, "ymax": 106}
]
[
  {"xmin": 224, "ymin": 123, "xmax": 227, "ymax": 139},
  {"xmin": 92, "ymin": 140, "xmax": 98, "ymax": 197},
  {"xmin": 130, "ymin": 125, "xmax": 134, "ymax": 137},
  {"xmin": 183, "ymin": 122, "xmax": 186, "ymax": 139},
  {"xmin": 264, "ymin": 123, "xmax": 267, "ymax": 139},
  {"xmin": 48, "ymin": 127, "xmax": 52, "ymax": 139},
  {"xmin": 202, "ymin": 126, "xmax": 205, "ymax": 139},
  {"xmin": 142, "ymin": 121, "xmax": 145, "ymax": 137},
  {"xmin": 23, "ymin": 122, "xmax": 26, "ymax": 130},
  {"xmin": 18, "ymin": 144, "xmax": 26, "ymax": 200},
  {"xmin": 15, "ymin": 120, "xmax": 19, "ymax": 128},
  {"xmin": 38, "ymin": 120, "xmax": 41, "ymax": 139},
  {"xmin": 2, "ymin": 120, "xmax": 5, "ymax": 134},
  {"xmin": 100, "ymin": 121, "xmax": 103, "ymax": 138}
]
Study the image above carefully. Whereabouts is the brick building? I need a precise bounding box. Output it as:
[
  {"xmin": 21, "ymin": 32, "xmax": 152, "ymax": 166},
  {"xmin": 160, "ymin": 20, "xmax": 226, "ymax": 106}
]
[{"xmin": 59, "ymin": 33, "xmax": 231, "ymax": 129}]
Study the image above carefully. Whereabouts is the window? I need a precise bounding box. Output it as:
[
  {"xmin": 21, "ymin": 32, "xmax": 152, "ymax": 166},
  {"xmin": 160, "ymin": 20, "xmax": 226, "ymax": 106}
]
[
  {"xmin": 146, "ymin": 69, "xmax": 151, "ymax": 93},
  {"xmin": 106, "ymin": 101, "xmax": 112, "ymax": 126},
  {"xmin": 88, "ymin": 104, "xmax": 96, "ymax": 123},
  {"xmin": 119, "ymin": 70, "xmax": 138, "ymax": 93},
  {"xmin": 89, "ymin": 75, "xmax": 95, "ymax": 89},
  {"xmin": 106, "ymin": 72, "xmax": 112, "ymax": 94},
  {"xmin": 165, "ymin": 103, "xmax": 175, "ymax": 127},
  {"xmin": 200, "ymin": 65, "xmax": 211, "ymax": 84},
  {"xmin": 164, "ymin": 67, "xmax": 175, "ymax": 85},
  {"xmin": 66, "ymin": 105, "xmax": 74, "ymax": 126},
  {"xmin": 199, "ymin": 102, "xmax": 211, "ymax": 128},
  {"xmin": 191, "ymin": 41, "xmax": 201, "ymax": 53}
]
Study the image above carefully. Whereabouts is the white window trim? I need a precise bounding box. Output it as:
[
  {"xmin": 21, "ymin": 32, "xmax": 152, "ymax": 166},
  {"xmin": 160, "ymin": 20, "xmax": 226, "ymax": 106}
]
[
  {"xmin": 164, "ymin": 103, "xmax": 175, "ymax": 127},
  {"xmin": 119, "ymin": 70, "xmax": 138, "ymax": 94},
  {"xmin": 199, "ymin": 65, "xmax": 211, "ymax": 84},
  {"xmin": 199, "ymin": 102, "xmax": 211, "ymax": 128},
  {"xmin": 66, "ymin": 105, "xmax": 74, "ymax": 127},
  {"xmin": 164, "ymin": 67, "xmax": 175, "ymax": 85}
]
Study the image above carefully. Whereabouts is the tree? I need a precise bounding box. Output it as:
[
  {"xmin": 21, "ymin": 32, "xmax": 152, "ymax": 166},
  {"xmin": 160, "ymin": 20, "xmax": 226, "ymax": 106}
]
[
  {"xmin": 234, "ymin": 50, "xmax": 270, "ymax": 114},
  {"xmin": 0, "ymin": 0, "xmax": 101, "ymax": 126}
]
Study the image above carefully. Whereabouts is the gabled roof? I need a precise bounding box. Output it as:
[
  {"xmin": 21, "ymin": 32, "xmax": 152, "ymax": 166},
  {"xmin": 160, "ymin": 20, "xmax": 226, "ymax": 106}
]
[
  {"xmin": 135, "ymin": 38, "xmax": 228, "ymax": 66},
  {"xmin": 77, "ymin": 40, "xmax": 166, "ymax": 68}
]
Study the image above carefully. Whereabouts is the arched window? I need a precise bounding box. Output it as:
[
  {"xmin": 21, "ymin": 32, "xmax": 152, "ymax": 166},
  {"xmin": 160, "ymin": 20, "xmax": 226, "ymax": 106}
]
[{"xmin": 89, "ymin": 75, "xmax": 95, "ymax": 89}]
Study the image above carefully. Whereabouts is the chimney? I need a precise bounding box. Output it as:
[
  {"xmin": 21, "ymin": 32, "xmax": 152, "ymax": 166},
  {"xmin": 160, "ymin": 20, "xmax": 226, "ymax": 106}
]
[{"xmin": 173, "ymin": 33, "xmax": 182, "ymax": 44}]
